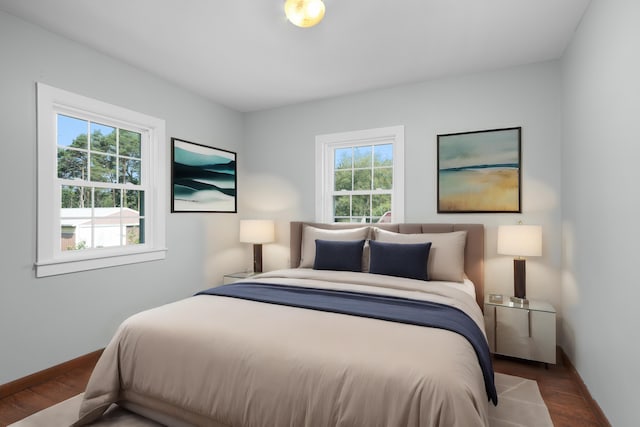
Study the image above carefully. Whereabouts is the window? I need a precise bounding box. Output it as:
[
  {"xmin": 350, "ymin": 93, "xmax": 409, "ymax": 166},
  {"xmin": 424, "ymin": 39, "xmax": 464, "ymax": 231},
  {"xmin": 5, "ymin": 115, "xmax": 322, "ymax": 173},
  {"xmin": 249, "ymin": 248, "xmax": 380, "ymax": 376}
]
[
  {"xmin": 315, "ymin": 126, "xmax": 404, "ymax": 223},
  {"xmin": 36, "ymin": 83, "xmax": 167, "ymax": 277}
]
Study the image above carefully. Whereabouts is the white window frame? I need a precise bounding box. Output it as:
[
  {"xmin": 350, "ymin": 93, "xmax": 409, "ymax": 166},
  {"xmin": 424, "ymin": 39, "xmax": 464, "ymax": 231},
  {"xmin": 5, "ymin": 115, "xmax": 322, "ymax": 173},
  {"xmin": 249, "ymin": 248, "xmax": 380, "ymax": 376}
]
[
  {"xmin": 315, "ymin": 125, "xmax": 405, "ymax": 223},
  {"xmin": 36, "ymin": 83, "xmax": 167, "ymax": 277}
]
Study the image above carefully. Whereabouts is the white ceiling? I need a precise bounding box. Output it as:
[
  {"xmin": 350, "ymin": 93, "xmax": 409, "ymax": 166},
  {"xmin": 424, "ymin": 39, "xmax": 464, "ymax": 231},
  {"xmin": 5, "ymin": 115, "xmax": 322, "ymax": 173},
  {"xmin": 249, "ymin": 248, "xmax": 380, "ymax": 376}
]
[{"xmin": 0, "ymin": 0, "xmax": 590, "ymax": 112}]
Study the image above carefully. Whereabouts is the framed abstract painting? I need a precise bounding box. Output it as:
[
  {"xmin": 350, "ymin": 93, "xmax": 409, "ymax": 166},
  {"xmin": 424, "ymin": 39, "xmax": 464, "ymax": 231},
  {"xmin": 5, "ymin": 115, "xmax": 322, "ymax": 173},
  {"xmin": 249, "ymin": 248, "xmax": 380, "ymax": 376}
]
[
  {"xmin": 171, "ymin": 138, "xmax": 237, "ymax": 213},
  {"xmin": 437, "ymin": 127, "xmax": 521, "ymax": 213}
]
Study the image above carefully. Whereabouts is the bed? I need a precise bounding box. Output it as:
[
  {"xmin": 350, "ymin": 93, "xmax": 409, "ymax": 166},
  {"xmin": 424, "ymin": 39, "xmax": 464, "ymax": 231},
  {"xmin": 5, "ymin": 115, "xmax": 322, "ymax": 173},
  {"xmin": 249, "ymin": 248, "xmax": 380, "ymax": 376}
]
[{"xmin": 74, "ymin": 222, "xmax": 494, "ymax": 427}]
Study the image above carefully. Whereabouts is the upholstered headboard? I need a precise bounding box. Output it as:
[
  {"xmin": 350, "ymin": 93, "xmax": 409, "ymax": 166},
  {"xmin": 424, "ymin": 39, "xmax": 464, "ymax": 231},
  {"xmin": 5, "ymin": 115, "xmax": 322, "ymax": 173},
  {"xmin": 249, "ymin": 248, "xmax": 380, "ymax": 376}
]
[{"xmin": 290, "ymin": 222, "xmax": 485, "ymax": 308}]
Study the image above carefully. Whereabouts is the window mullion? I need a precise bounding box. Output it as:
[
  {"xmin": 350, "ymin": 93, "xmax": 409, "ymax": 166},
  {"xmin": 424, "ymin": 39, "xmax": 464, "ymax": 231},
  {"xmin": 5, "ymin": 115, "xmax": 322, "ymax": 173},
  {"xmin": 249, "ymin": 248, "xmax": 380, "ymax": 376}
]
[
  {"xmin": 115, "ymin": 125, "xmax": 120, "ymax": 186},
  {"xmin": 332, "ymin": 189, "xmax": 389, "ymax": 196},
  {"xmin": 86, "ymin": 120, "xmax": 92, "ymax": 183},
  {"xmin": 90, "ymin": 187, "xmax": 95, "ymax": 249},
  {"xmin": 351, "ymin": 149, "xmax": 355, "ymax": 197},
  {"xmin": 349, "ymin": 194, "xmax": 353, "ymax": 222},
  {"xmin": 58, "ymin": 179, "xmax": 141, "ymax": 190}
]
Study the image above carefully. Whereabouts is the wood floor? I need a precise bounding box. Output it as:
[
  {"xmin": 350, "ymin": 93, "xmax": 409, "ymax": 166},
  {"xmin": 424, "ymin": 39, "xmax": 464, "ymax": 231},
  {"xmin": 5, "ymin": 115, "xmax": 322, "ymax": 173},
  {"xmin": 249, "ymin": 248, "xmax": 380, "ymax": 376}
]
[
  {"xmin": 0, "ymin": 361, "xmax": 95, "ymax": 427},
  {"xmin": 493, "ymin": 350, "xmax": 608, "ymax": 427},
  {"xmin": 0, "ymin": 349, "xmax": 608, "ymax": 427}
]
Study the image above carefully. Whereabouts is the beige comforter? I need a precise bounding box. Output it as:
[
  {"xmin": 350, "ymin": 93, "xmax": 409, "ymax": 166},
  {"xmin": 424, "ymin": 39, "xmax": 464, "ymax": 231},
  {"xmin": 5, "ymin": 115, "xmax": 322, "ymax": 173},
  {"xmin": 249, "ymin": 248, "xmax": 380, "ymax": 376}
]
[{"xmin": 74, "ymin": 269, "xmax": 490, "ymax": 427}]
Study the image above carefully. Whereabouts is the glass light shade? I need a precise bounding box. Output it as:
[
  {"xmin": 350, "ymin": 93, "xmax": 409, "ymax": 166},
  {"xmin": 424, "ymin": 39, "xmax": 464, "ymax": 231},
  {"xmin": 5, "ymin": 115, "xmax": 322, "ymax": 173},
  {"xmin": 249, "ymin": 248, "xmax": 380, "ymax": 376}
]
[
  {"xmin": 284, "ymin": 0, "xmax": 325, "ymax": 28},
  {"xmin": 239, "ymin": 220, "xmax": 275, "ymax": 244},
  {"xmin": 497, "ymin": 225, "xmax": 542, "ymax": 257}
]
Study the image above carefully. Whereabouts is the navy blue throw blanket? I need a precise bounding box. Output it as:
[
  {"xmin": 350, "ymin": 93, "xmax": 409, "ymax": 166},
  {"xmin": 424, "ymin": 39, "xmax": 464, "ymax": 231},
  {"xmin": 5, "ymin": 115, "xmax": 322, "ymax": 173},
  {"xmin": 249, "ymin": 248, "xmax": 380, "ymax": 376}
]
[{"xmin": 196, "ymin": 282, "xmax": 497, "ymax": 405}]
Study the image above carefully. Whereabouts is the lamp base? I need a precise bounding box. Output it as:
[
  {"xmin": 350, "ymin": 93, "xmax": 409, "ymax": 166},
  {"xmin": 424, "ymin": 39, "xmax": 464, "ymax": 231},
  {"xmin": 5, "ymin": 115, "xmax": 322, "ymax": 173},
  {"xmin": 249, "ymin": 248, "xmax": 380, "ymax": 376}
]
[
  {"xmin": 253, "ymin": 243, "xmax": 263, "ymax": 273},
  {"xmin": 513, "ymin": 258, "xmax": 526, "ymax": 299}
]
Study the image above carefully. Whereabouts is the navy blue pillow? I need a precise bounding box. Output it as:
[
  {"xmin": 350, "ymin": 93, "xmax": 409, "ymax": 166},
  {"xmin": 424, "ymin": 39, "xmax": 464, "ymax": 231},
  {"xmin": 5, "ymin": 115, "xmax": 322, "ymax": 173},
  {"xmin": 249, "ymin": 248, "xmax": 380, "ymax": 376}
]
[
  {"xmin": 313, "ymin": 239, "xmax": 365, "ymax": 272},
  {"xmin": 368, "ymin": 240, "xmax": 432, "ymax": 281}
]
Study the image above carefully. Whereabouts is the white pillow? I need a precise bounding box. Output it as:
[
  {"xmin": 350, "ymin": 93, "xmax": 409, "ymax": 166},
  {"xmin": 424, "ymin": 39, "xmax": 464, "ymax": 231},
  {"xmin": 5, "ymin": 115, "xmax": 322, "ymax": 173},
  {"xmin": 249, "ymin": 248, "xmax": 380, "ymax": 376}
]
[
  {"xmin": 299, "ymin": 225, "xmax": 370, "ymax": 268},
  {"xmin": 373, "ymin": 228, "xmax": 467, "ymax": 282}
]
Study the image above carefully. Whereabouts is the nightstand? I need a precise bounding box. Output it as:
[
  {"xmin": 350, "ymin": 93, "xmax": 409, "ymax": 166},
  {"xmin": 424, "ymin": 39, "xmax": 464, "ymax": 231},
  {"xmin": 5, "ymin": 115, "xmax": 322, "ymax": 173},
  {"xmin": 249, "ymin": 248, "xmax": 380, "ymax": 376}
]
[
  {"xmin": 484, "ymin": 295, "xmax": 556, "ymax": 365},
  {"xmin": 223, "ymin": 271, "xmax": 256, "ymax": 285}
]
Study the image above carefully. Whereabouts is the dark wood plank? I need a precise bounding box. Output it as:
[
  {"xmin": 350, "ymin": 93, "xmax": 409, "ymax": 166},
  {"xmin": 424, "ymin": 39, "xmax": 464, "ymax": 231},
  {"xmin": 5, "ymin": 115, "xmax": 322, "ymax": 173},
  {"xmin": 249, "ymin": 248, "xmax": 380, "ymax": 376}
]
[
  {"xmin": 0, "ymin": 399, "xmax": 30, "ymax": 426},
  {"xmin": 1, "ymin": 389, "xmax": 57, "ymax": 415},
  {"xmin": 55, "ymin": 366, "xmax": 95, "ymax": 390},
  {"xmin": 0, "ymin": 350, "xmax": 102, "ymax": 399},
  {"xmin": 545, "ymin": 391, "xmax": 600, "ymax": 425},
  {"xmin": 560, "ymin": 349, "xmax": 611, "ymax": 427},
  {"xmin": 552, "ymin": 413, "xmax": 603, "ymax": 427},
  {"xmin": 493, "ymin": 348, "xmax": 610, "ymax": 427},
  {"xmin": 0, "ymin": 353, "xmax": 99, "ymax": 426},
  {"xmin": 29, "ymin": 379, "xmax": 78, "ymax": 402}
]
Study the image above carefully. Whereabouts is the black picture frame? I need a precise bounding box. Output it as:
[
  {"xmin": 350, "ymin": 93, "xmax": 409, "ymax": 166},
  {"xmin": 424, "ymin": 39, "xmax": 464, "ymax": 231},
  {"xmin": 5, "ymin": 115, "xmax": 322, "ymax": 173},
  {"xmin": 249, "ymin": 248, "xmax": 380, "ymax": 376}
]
[
  {"xmin": 171, "ymin": 137, "xmax": 237, "ymax": 213},
  {"xmin": 437, "ymin": 127, "xmax": 521, "ymax": 213}
]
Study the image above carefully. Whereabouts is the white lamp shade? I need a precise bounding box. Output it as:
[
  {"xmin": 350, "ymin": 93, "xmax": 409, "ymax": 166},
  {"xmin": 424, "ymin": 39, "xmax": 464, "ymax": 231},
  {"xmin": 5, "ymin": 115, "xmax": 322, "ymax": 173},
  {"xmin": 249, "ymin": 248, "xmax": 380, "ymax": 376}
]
[
  {"xmin": 239, "ymin": 220, "xmax": 275, "ymax": 244},
  {"xmin": 497, "ymin": 225, "xmax": 542, "ymax": 257}
]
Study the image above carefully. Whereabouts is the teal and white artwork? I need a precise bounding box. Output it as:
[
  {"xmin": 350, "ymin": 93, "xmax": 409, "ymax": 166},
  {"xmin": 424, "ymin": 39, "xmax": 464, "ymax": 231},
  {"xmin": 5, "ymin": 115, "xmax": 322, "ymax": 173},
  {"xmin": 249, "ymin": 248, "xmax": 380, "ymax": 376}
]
[{"xmin": 171, "ymin": 138, "xmax": 237, "ymax": 212}]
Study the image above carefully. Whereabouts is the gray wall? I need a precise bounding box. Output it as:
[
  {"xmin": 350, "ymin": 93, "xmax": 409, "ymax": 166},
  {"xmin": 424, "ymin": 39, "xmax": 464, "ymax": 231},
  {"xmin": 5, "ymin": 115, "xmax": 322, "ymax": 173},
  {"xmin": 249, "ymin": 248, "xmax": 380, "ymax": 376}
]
[
  {"xmin": 0, "ymin": 11, "xmax": 244, "ymax": 384},
  {"xmin": 4, "ymin": 4, "xmax": 634, "ymax": 424},
  {"xmin": 243, "ymin": 61, "xmax": 564, "ymax": 317},
  {"xmin": 561, "ymin": 0, "xmax": 640, "ymax": 425}
]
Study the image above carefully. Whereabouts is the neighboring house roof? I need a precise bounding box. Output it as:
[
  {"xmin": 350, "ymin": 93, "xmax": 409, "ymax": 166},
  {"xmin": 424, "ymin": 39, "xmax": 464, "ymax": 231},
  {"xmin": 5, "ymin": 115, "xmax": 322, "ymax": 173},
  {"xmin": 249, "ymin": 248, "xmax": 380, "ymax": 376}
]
[{"xmin": 61, "ymin": 207, "xmax": 140, "ymax": 227}]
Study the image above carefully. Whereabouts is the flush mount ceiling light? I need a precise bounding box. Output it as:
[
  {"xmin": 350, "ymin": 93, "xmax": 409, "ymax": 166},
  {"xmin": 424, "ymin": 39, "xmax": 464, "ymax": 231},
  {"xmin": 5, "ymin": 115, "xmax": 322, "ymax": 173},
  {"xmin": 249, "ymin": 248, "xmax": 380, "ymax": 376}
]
[{"xmin": 284, "ymin": 0, "xmax": 326, "ymax": 28}]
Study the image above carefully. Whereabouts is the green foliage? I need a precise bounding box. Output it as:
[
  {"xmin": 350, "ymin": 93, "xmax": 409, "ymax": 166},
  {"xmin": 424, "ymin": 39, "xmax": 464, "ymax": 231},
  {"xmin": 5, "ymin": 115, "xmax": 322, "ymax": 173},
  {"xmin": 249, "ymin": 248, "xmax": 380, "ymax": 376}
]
[
  {"xmin": 91, "ymin": 123, "xmax": 116, "ymax": 153},
  {"xmin": 334, "ymin": 195, "xmax": 350, "ymax": 216},
  {"xmin": 373, "ymin": 144, "xmax": 393, "ymax": 166},
  {"xmin": 335, "ymin": 147, "xmax": 352, "ymax": 169},
  {"xmin": 61, "ymin": 186, "xmax": 90, "ymax": 208},
  {"xmin": 373, "ymin": 167, "xmax": 392, "ymax": 190},
  {"xmin": 333, "ymin": 193, "xmax": 391, "ymax": 223},
  {"xmin": 119, "ymin": 129, "xmax": 141, "ymax": 158},
  {"xmin": 331, "ymin": 143, "xmax": 393, "ymax": 222},
  {"xmin": 334, "ymin": 170, "xmax": 351, "ymax": 191},
  {"xmin": 354, "ymin": 146, "xmax": 372, "ymax": 168},
  {"xmin": 354, "ymin": 170, "xmax": 371, "ymax": 190},
  {"xmin": 58, "ymin": 125, "xmax": 141, "ymax": 185},
  {"xmin": 58, "ymin": 121, "xmax": 143, "ymax": 211},
  {"xmin": 58, "ymin": 116, "xmax": 145, "ymax": 251},
  {"xmin": 57, "ymin": 146, "xmax": 87, "ymax": 180},
  {"xmin": 66, "ymin": 240, "xmax": 87, "ymax": 251},
  {"xmin": 126, "ymin": 226, "xmax": 140, "ymax": 245},
  {"xmin": 352, "ymin": 195, "xmax": 370, "ymax": 216},
  {"xmin": 372, "ymin": 194, "xmax": 391, "ymax": 216}
]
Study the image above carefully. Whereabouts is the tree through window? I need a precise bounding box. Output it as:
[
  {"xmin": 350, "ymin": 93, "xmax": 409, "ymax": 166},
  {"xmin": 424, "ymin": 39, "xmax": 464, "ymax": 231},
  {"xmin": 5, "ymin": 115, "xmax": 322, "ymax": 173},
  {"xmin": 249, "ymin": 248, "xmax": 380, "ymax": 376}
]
[
  {"xmin": 316, "ymin": 126, "xmax": 405, "ymax": 223},
  {"xmin": 36, "ymin": 83, "xmax": 166, "ymax": 277},
  {"xmin": 57, "ymin": 114, "xmax": 145, "ymax": 250}
]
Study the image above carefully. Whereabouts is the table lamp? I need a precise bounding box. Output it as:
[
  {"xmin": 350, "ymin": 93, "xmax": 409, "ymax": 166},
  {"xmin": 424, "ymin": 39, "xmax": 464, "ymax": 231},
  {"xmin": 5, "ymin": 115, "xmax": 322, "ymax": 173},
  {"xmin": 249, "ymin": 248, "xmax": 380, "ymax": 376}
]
[
  {"xmin": 239, "ymin": 220, "xmax": 275, "ymax": 273},
  {"xmin": 497, "ymin": 223, "xmax": 542, "ymax": 304}
]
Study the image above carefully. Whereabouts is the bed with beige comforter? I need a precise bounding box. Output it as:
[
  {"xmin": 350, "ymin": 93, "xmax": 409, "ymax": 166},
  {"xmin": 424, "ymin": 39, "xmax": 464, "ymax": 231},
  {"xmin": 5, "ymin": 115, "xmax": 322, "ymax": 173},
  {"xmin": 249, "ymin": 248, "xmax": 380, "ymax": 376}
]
[{"xmin": 74, "ymin": 268, "xmax": 494, "ymax": 427}]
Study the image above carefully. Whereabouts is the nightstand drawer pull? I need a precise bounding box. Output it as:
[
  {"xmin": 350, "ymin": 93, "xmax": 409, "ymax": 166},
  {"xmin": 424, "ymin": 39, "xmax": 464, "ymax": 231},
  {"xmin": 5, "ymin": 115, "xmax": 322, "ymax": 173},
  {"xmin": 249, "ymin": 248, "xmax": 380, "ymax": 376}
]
[{"xmin": 493, "ymin": 306, "xmax": 497, "ymax": 351}]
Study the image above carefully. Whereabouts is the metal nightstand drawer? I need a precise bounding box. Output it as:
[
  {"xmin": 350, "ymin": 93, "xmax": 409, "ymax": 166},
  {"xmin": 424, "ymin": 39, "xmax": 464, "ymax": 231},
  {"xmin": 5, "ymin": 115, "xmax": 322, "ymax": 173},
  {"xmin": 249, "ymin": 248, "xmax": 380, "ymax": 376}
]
[{"xmin": 484, "ymin": 295, "xmax": 556, "ymax": 364}]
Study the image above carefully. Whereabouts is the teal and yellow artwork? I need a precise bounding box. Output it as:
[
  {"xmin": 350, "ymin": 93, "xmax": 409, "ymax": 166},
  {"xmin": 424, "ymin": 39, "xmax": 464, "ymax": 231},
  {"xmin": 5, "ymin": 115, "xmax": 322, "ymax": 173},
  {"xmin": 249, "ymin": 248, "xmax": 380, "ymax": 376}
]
[{"xmin": 437, "ymin": 127, "xmax": 521, "ymax": 213}]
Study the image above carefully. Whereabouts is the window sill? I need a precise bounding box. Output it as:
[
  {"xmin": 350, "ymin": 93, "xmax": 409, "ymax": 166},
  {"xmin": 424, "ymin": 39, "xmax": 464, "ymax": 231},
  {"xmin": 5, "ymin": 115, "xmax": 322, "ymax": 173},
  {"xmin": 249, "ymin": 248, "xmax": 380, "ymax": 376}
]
[{"xmin": 35, "ymin": 248, "xmax": 167, "ymax": 277}]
